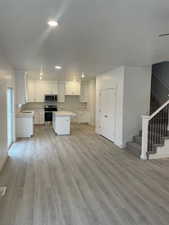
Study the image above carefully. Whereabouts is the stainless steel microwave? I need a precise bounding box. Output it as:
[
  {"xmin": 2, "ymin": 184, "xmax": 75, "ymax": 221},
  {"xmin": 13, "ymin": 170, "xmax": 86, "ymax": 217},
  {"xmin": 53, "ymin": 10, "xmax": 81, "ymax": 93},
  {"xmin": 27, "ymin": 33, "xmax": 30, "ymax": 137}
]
[{"xmin": 44, "ymin": 95, "xmax": 57, "ymax": 102}]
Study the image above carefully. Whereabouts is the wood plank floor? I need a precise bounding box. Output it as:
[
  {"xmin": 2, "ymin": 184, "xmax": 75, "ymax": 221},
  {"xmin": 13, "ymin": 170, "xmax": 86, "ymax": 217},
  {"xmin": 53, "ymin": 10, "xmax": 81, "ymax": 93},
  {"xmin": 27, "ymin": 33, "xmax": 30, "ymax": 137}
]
[{"xmin": 1, "ymin": 124, "xmax": 169, "ymax": 225}]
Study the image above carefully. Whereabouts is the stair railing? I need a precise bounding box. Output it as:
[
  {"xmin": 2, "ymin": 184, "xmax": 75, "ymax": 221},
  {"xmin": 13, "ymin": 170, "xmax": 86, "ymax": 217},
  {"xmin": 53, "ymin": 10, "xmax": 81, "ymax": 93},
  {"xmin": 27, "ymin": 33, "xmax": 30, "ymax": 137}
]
[{"xmin": 141, "ymin": 99, "xmax": 169, "ymax": 159}]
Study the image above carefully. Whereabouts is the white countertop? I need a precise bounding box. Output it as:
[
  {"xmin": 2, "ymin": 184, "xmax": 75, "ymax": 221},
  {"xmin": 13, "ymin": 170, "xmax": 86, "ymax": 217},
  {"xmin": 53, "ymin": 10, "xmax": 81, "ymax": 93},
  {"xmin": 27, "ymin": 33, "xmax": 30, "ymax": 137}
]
[
  {"xmin": 53, "ymin": 111, "xmax": 76, "ymax": 117},
  {"xmin": 16, "ymin": 111, "xmax": 34, "ymax": 118}
]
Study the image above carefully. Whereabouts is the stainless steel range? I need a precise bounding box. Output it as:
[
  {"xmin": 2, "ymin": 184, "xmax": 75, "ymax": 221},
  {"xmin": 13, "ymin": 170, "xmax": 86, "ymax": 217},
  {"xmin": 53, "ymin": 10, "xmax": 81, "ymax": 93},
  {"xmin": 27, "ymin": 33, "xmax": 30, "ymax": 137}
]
[{"xmin": 44, "ymin": 105, "xmax": 57, "ymax": 122}]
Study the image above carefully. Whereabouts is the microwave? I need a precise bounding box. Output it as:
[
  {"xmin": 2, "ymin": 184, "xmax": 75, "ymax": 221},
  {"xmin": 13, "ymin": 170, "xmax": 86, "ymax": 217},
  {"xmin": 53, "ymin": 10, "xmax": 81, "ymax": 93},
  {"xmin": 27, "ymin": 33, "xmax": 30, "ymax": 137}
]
[{"xmin": 44, "ymin": 95, "xmax": 57, "ymax": 102}]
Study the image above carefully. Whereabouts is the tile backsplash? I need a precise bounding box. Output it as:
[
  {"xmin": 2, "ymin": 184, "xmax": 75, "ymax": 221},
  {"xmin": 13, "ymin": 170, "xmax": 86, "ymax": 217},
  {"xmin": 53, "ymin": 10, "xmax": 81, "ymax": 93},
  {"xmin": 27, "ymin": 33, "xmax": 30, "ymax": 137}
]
[
  {"xmin": 58, "ymin": 96, "xmax": 87, "ymax": 111},
  {"xmin": 21, "ymin": 95, "xmax": 88, "ymax": 112}
]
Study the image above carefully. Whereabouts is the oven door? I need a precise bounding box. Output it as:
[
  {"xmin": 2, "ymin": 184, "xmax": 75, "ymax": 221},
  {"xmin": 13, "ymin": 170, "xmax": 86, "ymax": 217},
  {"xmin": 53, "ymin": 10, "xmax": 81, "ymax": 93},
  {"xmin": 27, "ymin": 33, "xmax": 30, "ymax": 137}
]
[{"xmin": 45, "ymin": 112, "xmax": 53, "ymax": 122}]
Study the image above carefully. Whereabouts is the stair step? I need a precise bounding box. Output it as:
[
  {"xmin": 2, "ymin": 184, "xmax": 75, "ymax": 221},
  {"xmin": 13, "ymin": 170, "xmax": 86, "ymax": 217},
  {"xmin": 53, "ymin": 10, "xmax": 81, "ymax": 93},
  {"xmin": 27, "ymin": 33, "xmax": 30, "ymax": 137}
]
[
  {"xmin": 163, "ymin": 136, "xmax": 169, "ymax": 140},
  {"xmin": 133, "ymin": 135, "xmax": 142, "ymax": 145},
  {"xmin": 153, "ymin": 143, "xmax": 164, "ymax": 148},
  {"xmin": 129, "ymin": 129, "xmax": 169, "ymax": 158},
  {"xmin": 127, "ymin": 142, "xmax": 141, "ymax": 157}
]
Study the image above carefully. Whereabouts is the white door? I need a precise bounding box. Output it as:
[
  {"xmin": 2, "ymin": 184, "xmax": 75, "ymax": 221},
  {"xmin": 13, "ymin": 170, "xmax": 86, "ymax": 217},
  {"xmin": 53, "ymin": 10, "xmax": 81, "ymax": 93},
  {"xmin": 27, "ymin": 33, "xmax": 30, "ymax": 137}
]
[{"xmin": 100, "ymin": 88, "xmax": 116, "ymax": 142}]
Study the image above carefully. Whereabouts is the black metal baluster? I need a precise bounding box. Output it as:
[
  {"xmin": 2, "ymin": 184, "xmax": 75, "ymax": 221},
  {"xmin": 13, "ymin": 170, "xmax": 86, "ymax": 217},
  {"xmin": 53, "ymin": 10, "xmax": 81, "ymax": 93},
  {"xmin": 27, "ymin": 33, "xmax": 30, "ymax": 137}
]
[
  {"xmin": 153, "ymin": 117, "xmax": 156, "ymax": 151},
  {"xmin": 167, "ymin": 105, "xmax": 168, "ymax": 134},
  {"xmin": 160, "ymin": 111, "xmax": 162, "ymax": 143},
  {"xmin": 164, "ymin": 108, "xmax": 167, "ymax": 137},
  {"xmin": 148, "ymin": 122, "xmax": 151, "ymax": 152},
  {"xmin": 147, "ymin": 104, "xmax": 169, "ymax": 155},
  {"xmin": 158, "ymin": 113, "xmax": 160, "ymax": 143},
  {"xmin": 152, "ymin": 117, "xmax": 155, "ymax": 152},
  {"xmin": 162, "ymin": 108, "xmax": 166, "ymax": 140}
]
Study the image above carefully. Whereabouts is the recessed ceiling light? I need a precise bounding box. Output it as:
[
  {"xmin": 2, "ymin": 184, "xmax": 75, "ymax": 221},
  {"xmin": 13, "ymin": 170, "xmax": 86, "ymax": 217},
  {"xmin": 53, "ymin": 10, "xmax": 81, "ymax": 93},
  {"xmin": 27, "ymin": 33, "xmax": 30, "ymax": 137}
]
[
  {"xmin": 55, "ymin": 65, "xmax": 62, "ymax": 70},
  {"xmin": 81, "ymin": 73, "xmax": 85, "ymax": 79},
  {"xmin": 48, "ymin": 20, "xmax": 59, "ymax": 27}
]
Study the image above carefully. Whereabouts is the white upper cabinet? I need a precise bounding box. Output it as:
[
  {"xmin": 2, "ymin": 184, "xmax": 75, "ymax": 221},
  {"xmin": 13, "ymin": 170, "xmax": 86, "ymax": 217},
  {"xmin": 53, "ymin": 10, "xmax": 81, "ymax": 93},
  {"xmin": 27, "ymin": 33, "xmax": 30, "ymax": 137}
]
[
  {"xmin": 15, "ymin": 71, "xmax": 28, "ymax": 104},
  {"xmin": 65, "ymin": 81, "xmax": 80, "ymax": 96},
  {"xmin": 28, "ymin": 80, "xmax": 36, "ymax": 102},
  {"xmin": 57, "ymin": 81, "xmax": 65, "ymax": 102},
  {"xmin": 27, "ymin": 80, "xmax": 58, "ymax": 102},
  {"xmin": 26, "ymin": 79, "xmax": 89, "ymax": 102},
  {"xmin": 80, "ymin": 80, "xmax": 88, "ymax": 102},
  {"xmin": 45, "ymin": 81, "xmax": 58, "ymax": 95},
  {"xmin": 35, "ymin": 81, "xmax": 46, "ymax": 102}
]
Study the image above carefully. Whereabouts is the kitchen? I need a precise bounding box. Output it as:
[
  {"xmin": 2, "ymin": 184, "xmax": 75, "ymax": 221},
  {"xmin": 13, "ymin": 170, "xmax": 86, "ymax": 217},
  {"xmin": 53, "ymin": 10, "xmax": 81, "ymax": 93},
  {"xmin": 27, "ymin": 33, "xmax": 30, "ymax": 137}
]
[{"xmin": 15, "ymin": 70, "xmax": 96, "ymax": 138}]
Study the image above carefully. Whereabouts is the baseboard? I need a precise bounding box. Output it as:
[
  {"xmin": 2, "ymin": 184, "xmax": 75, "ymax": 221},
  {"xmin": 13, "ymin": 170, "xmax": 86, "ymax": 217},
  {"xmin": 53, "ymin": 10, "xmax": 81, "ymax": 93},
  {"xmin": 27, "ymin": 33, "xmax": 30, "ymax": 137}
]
[
  {"xmin": 149, "ymin": 153, "xmax": 169, "ymax": 159},
  {"xmin": 0, "ymin": 155, "xmax": 9, "ymax": 173},
  {"xmin": 118, "ymin": 143, "xmax": 126, "ymax": 149},
  {"xmin": 114, "ymin": 141, "xmax": 126, "ymax": 149}
]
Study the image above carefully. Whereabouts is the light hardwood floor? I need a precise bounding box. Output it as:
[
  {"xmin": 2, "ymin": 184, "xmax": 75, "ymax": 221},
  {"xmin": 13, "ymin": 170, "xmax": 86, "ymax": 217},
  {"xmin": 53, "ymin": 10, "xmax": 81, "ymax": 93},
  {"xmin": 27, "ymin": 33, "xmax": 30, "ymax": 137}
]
[{"xmin": 1, "ymin": 124, "xmax": 169, "ymax": 225}]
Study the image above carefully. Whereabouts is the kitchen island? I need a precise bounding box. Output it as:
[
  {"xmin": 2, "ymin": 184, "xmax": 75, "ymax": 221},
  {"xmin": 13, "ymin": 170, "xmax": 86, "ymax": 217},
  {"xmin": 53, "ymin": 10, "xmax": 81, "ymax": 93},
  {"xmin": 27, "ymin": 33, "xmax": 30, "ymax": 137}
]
[{"xmin": 53, "ymin": 111, "xmax": 76, "ymax": 135}]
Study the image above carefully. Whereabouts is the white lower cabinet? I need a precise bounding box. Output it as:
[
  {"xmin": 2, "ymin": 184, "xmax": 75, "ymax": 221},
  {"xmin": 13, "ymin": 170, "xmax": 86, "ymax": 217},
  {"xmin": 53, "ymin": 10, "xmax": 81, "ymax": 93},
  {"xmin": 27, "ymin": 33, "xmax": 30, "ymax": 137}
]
[
  {"xmin": 77, "ymin": 111, "xmax": 90, "ymax": 123},
  {"xmin": 34, "ymin": 109, "xmax": 44, "ymax": 125},
  {"xmin": 53, "ymin": 115, "xmax": 71, "ymax": 135},
  {"xmin": 16, "ymin": 117, "xmax": 34, "ymax": 138}
]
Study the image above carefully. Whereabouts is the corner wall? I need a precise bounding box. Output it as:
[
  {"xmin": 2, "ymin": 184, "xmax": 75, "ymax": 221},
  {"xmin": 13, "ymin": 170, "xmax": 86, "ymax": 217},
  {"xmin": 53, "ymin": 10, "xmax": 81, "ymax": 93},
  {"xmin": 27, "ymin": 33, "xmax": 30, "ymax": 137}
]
[
  {"xmin": 96, "ymin": 66, "xmax": 151, "ymax": 148},
  {"xmin": 123, "ymin": 66, "xmax": 152, "ymax": 146}
]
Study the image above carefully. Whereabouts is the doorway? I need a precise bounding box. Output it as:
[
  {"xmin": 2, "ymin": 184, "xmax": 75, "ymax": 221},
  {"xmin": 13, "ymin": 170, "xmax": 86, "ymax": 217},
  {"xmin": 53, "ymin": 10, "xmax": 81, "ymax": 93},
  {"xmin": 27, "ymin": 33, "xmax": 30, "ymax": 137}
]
[
  {"xmin": 100, "ymin": 88, "xmax": 116, "ymax": 142},
  {"xmin": 7, "ymin": 88, "xmax": 14, "ymax": 148}
]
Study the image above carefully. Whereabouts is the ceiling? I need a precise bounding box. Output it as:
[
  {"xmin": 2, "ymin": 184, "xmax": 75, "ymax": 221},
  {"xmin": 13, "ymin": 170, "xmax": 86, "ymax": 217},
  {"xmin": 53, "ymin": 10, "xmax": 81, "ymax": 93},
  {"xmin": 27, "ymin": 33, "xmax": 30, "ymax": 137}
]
[{"xmin": 0, "ymin": 0, "xmax": 169, "ymax": 79}]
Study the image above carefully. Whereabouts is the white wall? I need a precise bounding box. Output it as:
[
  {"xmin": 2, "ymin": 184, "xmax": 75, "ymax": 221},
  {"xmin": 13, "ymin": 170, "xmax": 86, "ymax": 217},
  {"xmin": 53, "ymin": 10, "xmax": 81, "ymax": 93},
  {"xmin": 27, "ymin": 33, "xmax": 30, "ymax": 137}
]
[
  {"xmin": 123, "ymin": 66, "xmax": 152, "ymax": 145},
  {"xmin": 88, "ymin": 79, "xmax": 96, "ymax": 126},
  {"xmin": 0, "ymin": 69, "xmax": 15, "ymax": 171},
  {"xmin": 96, "ymin": 67, "xmax": 125, "ymax": 147},
  {"xmin": 96, "ymin": 66, "xmax": 151, "ymax": 148}
]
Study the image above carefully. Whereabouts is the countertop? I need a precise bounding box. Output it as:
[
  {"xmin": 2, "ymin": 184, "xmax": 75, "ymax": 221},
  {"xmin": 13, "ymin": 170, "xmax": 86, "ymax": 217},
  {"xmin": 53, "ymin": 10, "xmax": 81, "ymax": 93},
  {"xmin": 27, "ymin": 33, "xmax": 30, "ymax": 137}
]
[
  {"xmin": 16, "ymin": 110, "xmax": 34, "ymax": 118},
  {"xmin": 53, "ymin": 111, "xmax": 76, "ymax": 117}
]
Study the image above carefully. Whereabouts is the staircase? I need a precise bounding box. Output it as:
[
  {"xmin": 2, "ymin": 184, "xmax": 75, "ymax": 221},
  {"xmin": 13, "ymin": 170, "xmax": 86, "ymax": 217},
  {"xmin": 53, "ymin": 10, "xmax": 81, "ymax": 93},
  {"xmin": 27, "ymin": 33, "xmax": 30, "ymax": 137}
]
[
  {"xmin": 127, "ymin": 127, "xmax": 169, "ymax": 159},
  {"xmin": 127, "ymin": 94, "xmax": 162, "ymax": 157},
  {"xmin": 127, "ymin": 98, "xmax": 169, "ymax": 159},
  {"xmin": 127, "ymin": 131, "xmax": 142, "ymax": 157},
  {"xmin": 127, "ymin": 71, "xmax": 169, "ymax": 159}
]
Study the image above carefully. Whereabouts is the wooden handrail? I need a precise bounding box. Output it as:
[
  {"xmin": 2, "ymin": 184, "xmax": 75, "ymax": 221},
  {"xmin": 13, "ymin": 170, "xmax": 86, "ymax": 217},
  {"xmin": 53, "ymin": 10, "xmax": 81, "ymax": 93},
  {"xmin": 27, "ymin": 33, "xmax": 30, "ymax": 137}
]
[{"xmin": 149, "ymin": 99, "xmax": 169, "ymax": 120}]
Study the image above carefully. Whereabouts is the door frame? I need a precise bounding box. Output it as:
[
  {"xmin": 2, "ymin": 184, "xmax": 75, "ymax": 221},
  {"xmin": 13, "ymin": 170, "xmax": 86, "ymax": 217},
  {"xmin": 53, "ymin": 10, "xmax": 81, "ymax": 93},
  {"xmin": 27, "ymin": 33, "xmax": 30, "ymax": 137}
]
[
  {"xmin": 99, "ymin": 88, "xmax": 117, "ymax": 142},
  {"xmin": 7, "ymin": 87, "xmax": 15, "ymax": 150}
]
